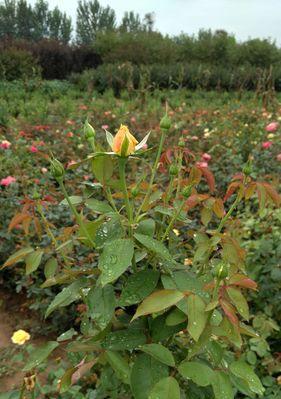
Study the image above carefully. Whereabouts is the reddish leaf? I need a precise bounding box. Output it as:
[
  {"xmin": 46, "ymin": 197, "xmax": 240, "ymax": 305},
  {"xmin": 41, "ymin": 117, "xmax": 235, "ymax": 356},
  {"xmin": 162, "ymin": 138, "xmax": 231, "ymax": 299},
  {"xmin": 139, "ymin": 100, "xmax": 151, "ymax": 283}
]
[
  {"xmin": 9, "ymin": 213, "xmax": 30, "ymax": 231},
  {"xmin": 220, "ymin": 298, "xmax": 239, "ymax": 326},
  {"xmin": 262, "ymin": 182, "xmax": 281, "ymax": 206},
  {"xmin": 198, "ymin": 166, "xmax": 215, "ymax": 193},
  {"xmin": 213, "ymin": 198, "xmax": 225, "ymax": 218},
  {"xmin": 224, "ymin": 182, "xmax": 240, "ymax": 202},
  {"xmin": 228, "ymin": 274, "xmax": 258, "ymax": 290}
]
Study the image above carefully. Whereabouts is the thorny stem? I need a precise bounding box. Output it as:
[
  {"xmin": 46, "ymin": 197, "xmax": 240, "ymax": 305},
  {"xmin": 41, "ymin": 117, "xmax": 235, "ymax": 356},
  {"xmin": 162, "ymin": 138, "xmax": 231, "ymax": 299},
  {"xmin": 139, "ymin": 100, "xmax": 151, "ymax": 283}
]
[
  {"xmin": 59, "ymin": 180, "xmax": 95, "ymax": 248},
  {"xmin": 136, "ymin": 128, "xmax": 167, "ymax": 220},
  {"xmin": 118, "ymin": 158, "xmax": 137, "ymax": 272},
  {"xmin": 161, "ymin": 199, "xmax": 185, "ymax": 242},
  {"xmin": 217, "ymin": 194, "xmax": 241, "ymax": 233},
  {"xmin": 36, "ymin": 202, "xmax": 71, "ymax": 267}
]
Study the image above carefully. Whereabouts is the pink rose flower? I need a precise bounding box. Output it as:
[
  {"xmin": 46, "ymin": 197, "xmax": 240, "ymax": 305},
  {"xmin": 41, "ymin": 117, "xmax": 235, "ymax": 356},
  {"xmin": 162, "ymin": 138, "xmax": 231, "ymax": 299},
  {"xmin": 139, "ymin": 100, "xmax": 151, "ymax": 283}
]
[
  {"xmin": 130, "ymin": 117, "xmax": 136, "ymax": 123},
  {"xmin": 102, "ymin": 125, "xmax": 109, "ymax": 130},
  {"xmin": 202, "ymin": 153, "xmax": 211, "ymax": 162},
  {"xmin": 0, "ymin": 140, "xmax": 11, "ymax": 149},
  {"xmin": 66, "ymin": 132, "xmax": 74, "ymax": 137},
  {"xmin": 265, "ymin": 122, "xmax": 279, "ymax": 132},
  {"xmin": 196, "ymin": 161, "xmax": 208, "ymax": 168},
  {"xmin": 29, "ymin": 145, "xmax": 38, "ymax": 153},
  {"xmin": 1, "ymin": 176, "xmax": 16, "ymax": 186},
  {"xmin": 262, "ymin": 141, "xmax": 273, "ymax": 149},
  {"xmin": 277, "ymin": 154, "xmax": 281, "ymax": 162}
]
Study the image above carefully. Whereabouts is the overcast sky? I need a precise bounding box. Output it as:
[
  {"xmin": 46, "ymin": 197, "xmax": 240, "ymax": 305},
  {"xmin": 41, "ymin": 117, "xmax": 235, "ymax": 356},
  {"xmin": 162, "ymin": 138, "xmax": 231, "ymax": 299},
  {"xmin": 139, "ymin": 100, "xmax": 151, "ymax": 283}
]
[{"xmin": 28, "ymin": 0, "xmax": 281, "ymax": 44}]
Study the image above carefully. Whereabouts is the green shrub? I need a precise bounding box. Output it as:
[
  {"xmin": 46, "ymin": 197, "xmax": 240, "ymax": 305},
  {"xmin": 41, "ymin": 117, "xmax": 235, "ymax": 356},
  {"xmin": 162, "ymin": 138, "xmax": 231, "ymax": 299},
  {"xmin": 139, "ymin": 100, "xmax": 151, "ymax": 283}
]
[{"xmin": 0, "ymin": 47, "xmax": 40, "ymax": 80}]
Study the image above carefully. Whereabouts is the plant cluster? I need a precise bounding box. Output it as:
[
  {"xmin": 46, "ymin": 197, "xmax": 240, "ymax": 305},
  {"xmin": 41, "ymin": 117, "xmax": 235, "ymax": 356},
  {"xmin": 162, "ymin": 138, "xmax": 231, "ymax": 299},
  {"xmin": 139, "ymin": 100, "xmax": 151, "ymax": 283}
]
[{"xmin": 2, "ymin": 109, "xmax": 280, "ymax": 398}]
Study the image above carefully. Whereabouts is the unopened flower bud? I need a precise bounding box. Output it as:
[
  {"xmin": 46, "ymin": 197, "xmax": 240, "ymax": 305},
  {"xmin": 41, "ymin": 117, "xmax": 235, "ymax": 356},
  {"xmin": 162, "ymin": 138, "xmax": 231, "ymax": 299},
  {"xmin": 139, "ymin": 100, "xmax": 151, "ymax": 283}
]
[
  {"xmin": 131, "ymin": 186, "xmax": 139, "ymax": 197},
  {"xmin": 50, "ymin": 158, "xmax": 65, "ymax": 181},
  {"xmin": 169, "ymin": 164, "xmax": 179, "ymax": 176},
  {"xmin": 243, "ymin": 159, "xmax": 252, "ymax": 176},
  {"xmin": 84, "ymin": 120, "xmax": 96, "ymax": 140},
  {"xmin": 178, "ymin": 137, "xmax": 185, "ymax": 147},
  {"xmin": 212, "ymin": 262, "xmax": 228, "ymax": 279},
  {"xmin": 182, "ymin": 185, "xmax": 193, "ymax": 198},
  {"xmin": 160, "ymin": 114, "xmax": 171, "ymax": 131},
  {"xmin": 32, "ymin": 190, "xmax": 40, "ymax": 200}
]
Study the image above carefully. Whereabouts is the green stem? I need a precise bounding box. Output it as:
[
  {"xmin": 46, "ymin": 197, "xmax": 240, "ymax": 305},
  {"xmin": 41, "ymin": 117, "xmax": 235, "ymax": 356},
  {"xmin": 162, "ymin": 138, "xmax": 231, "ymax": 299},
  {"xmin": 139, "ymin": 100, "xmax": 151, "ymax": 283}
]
[
  {"xmin": 136, "ymin": 128, "xmax": 167, "ymax": 220},
  {"xmin": 118, "ymin": 158, "xmax": 137, "ymax": 272},
  {"xmin": 161, "ymin": 199, "xmax": 185, "ymax": 242},
  {"xmin": 217, "ymin": 195, "xmax": 240, "ymax": 233},
  {"xmin": 59, "ymin": 180, "xmax": 95, "ymax": 248},
  {"xmin": 37, "ymin": 203, "xmax": 71, "ymax": 267},
  {"xmin": 19, "ymin": 380, "xmax": 25, "ymax": 399}
]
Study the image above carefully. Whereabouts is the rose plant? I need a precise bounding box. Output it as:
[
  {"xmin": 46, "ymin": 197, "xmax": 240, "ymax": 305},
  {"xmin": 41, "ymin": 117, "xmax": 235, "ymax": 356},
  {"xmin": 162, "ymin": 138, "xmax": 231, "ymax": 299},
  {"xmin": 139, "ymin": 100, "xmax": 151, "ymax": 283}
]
[{"xmin": 3, "ymin": 115, "xmax": 280, "ymax": 398}]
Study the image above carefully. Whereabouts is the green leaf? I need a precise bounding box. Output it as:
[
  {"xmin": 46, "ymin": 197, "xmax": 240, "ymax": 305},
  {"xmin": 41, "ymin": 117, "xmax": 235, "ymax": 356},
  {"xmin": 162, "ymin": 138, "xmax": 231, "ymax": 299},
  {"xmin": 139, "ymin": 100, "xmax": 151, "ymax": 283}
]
[
  {"xmin": 161, "ymin": 271, "xmax": 207, "ymax": 298},
  {"xmin": 44, "ymin": 257, "xmax": 58, "ymax": 279},
  {"xmin": 134, "ymin": 233, "xmax": 174, "ymax": 262},
  {"xmin": 87, "ymin": 284, "xmax": 116, "ymax": 330},
  {"xmin": 102, "ymin": 329, "xmax": 146, "ymax": 351},
  {"xmin": 226, "ymin": 287, "xmax": 249, "ymax": 321},
  {"xmin": 151, "ymin": 315, "xmax": 186, "ymax": 342},
  {"xmin": 178, "ymin": 361, "xmax": 214, "ymax": 387},
  {"xmin": 25, "ymin": 249, "xmax": 44, "ymax": 275},
  {"xmin": 130, "ymin": 354, "xmax": 169, "ymax": 399},
  {"xmin": 85, "ymin": 198, "xmax": 113, "ymax": 214},
  {"xmin": 149, "ymin": 377, "xmax": 180, "ymax": 399},
  {"xmin": 59, "ymin": 367, "xmax": 77, "ymax": 393},
  {"xmin": 95, "ymin": 217, "xmax": 124, "ymax": 248},
  {"xmin": 140, "ymin": 344, "xmax": 175, "ymax": 367},
  {"xmin": 23, "ymin": 341, "xmax": 59, "ymax": 371},
  {"xmin": 187, "ymin": 294, "xmax": 208, "ymax": 341},
  {"xmin": 136, "ymin": 219, "xmax": 155, "ymax": 237},
  {"xmin": 99, "ymin": 239, "xmax": 134, "ymax": 286},
  {"xmin": 165, "ymin": 308, "xmax": 187, "ymax": 326},
  {"xmin": 105, "ymin": 350, "xmax": 131, "ymax": 384},
  {"xmin": 132, "ymin": 290, "xmax": 185, "ymax": 321},
  {"xmin": 119, "ymin": 270, "xmax": 159, "ymax": 306},
  {"xmin": 212, "ymin": 371, "xmax": 234, "ymax": 399},
  {"xmin": 60, "ymin": 196, "xmax": 83, "ymax": 206},
  {"xmin": 3, "ymin": 247, "xmax": 34, "ymax": 267},
  {"xmin": 229, "ymin": 360, "xmax": 265, "ymax": 396},
  {"xmin": 57, "ymin": 328, "xmax": 77, "ymax": 342},
  {"xmin": 92, "ymin": 155, "xmax": 113, "ymax": 184},
  {"xmin": 78, "ymin": 218, "xmax": 104, "ymax": 247},
  {"xmin": 45, "ymin": 278, "xmax": 87, "ymax": 318}
]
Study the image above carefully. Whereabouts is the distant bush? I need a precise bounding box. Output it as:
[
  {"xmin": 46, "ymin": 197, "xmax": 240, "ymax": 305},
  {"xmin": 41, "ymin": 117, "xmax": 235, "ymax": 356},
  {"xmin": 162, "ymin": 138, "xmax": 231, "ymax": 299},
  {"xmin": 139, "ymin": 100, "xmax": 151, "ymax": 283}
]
[
  {"xmin": 69, "ymin": 62, "xmax": 281, "ymax": 93},
  {"xmin": 0, "ymin": 39, "xmax": 102, "ymax": 80},
  {"xmin": 0, "ymin": 47, "xmax": 40, "ymax": 81}
]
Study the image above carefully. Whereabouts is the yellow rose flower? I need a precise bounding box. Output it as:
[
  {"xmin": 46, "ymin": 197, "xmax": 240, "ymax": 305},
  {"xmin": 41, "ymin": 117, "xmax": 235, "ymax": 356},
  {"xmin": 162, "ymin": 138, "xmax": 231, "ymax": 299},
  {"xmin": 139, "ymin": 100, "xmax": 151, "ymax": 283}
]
[
  {"xmin": 11, "ymin": 329, "xmax": 31, "ymax": 345},
  {"xmin": 112, "ymin": 125, "xmax": 138, "ymax": 157}
]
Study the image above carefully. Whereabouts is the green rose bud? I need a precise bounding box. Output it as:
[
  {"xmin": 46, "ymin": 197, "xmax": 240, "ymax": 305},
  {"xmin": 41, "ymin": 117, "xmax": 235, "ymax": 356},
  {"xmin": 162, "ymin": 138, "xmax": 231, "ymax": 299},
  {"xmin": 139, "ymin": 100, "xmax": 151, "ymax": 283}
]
[
  {"xmin": 32, "ymin": 190, "xmax": 40, "ymax": 200},
  {"xmin": 182, "ymin": 185, "xmax": 193, "ymax": 198},
  {"xmin": 169, "ymin": 164, "xmax": 179, "ymax": 176},
  {"xmin": 84, "ymin": 120, "xmax": 96, "ymax": 140},
  {"xmin": 242, "ymin": 159, "xmax": 252, "ymax": 176},
  {"xmin": 50, "ymin": 158, "xmax": 65, "ymax": 181},
  {"xmin": 131, "ymin": 186, "xmax": 139, "ymax": 197},
  {"xmin": 160, "ymin": 114, "xmax": 171, "ymax": 131},
  {"xmin": 212, "ymin": 262, "xmax": 229, "ymax": 280},
  {"xmin": 178, "ymin": 137, "xmax": 185, "ymax": 147}
]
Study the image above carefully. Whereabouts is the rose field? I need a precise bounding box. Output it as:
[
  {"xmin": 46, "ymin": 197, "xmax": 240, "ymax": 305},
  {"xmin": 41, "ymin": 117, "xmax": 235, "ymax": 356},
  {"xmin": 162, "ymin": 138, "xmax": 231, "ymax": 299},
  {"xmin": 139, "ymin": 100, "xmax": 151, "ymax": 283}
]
[{"xmin": 0, "ymin": 80, "xmax": 280, "ymax": 399}]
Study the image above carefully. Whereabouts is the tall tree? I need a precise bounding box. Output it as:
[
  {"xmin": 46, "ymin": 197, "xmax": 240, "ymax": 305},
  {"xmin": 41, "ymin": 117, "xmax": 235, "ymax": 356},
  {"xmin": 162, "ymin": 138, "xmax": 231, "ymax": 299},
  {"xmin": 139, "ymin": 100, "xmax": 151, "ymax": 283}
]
[
  {"xmin": 120, "ymin": 11, "xmax": 142, "ymax": 33},
  {"xmin": 0, "ymin": 0, "xmax": 17, "ymax": 39},
  {"xmin": 76, "ymin": 0, "xmax": 116, "ymax": 44},
  {"xmin": 16, "ymin": 0, "xmax": 34, "ymax": 40},
  {"xmin": 33, "ymin": 0, "xmax": 49, "ymax": 40},
  {"xmin": 143, "ymin": 12, "xmax": 155, "ymax": 32},
  {"xmin": 60, "ymin": 13, "xmax": 72, "ymax": 44}
]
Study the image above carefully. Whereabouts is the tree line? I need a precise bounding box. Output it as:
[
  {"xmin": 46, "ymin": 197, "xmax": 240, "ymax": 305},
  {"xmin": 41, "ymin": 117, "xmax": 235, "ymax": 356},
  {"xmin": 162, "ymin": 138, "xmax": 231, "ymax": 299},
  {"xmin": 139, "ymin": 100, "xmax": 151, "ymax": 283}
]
[{"xmin": 0, "ymin": 0, "xmax": 155, "ymax": 44}]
